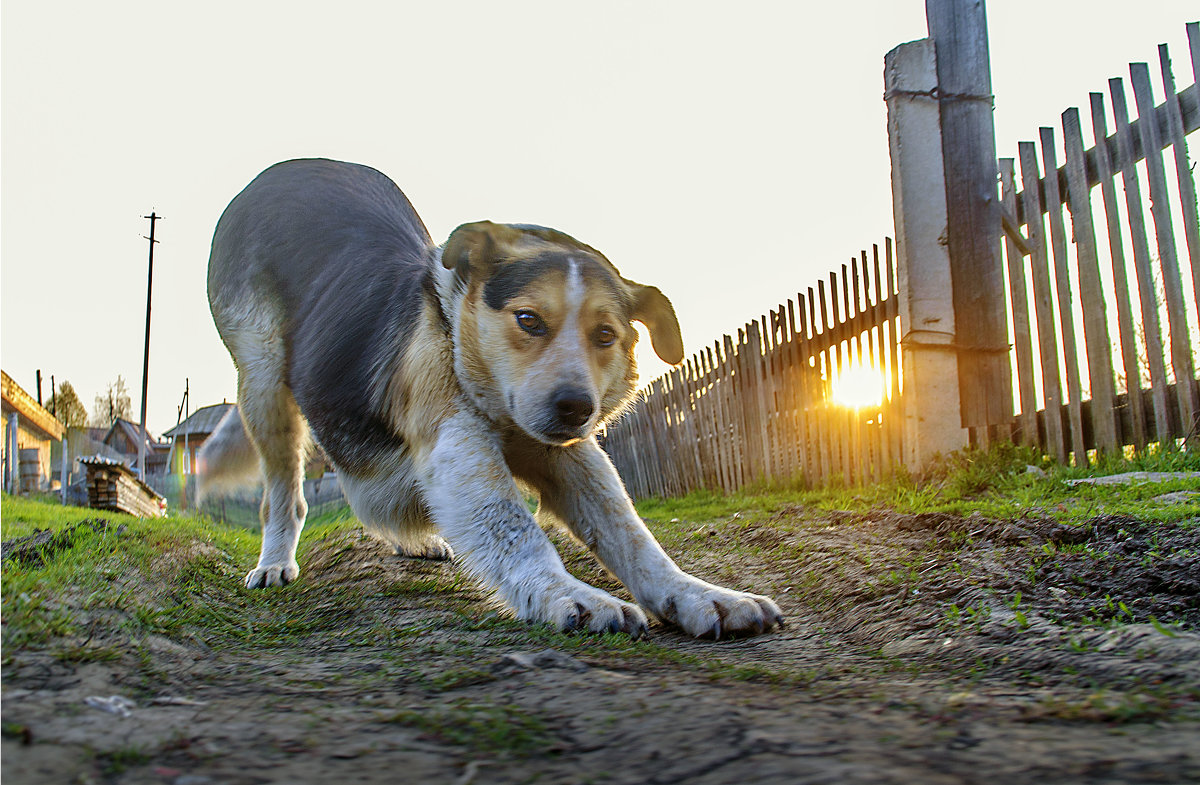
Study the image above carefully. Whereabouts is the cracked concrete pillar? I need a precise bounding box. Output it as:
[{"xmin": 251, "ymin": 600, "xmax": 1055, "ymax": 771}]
[{"xmin": 885, "ymin": 38, "xmax": 968, "ymax": 470}]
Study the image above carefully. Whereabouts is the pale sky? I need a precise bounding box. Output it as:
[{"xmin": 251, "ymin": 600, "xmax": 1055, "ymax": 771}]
[{"xmin": 2, "ymin": 1, "xmax": 1195, "ymax": 435}]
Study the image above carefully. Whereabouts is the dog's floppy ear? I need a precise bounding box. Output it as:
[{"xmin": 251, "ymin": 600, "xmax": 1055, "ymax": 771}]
[
  {"xmin": 627, "ymin": 281, "xmax": 684, "ymax": 365},
  {"xmin": 442, "ymin": 221, "xmax": 510, "ymax": 281}
]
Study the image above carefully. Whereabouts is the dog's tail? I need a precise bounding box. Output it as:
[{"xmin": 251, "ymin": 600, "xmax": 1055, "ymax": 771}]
[{"xmin": 195, "ymin": 407, "xmax": 260, "ymax": 506}]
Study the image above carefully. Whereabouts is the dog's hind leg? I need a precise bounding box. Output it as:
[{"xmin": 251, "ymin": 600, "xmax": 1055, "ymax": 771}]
[{"xmin": 235, "ymin": 356, "xmax": 310, "ymax": 589}]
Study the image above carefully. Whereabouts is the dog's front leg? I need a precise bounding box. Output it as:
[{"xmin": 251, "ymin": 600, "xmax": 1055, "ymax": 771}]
[
  {"xmin": 535, "ymin": 439, "xmax": 783, "ymax": 639},
  {"xmin": 420, "ymin": 414, "xmax": 648, "ymax": 636}
]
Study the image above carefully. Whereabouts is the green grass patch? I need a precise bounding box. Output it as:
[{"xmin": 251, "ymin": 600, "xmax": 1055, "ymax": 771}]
[
  {"xmin": 386, "ymin": 699, "xmax": 555, "ymax": 757},
  {"xmin": 635, "ymin": 442, "xmax": 1199, "ymax": 527}
]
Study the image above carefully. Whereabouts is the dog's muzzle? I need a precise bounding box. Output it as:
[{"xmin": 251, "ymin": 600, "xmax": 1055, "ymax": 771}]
[{"xmin": 535, "ymin": 386, "xmax": 596, "ymax": 443}]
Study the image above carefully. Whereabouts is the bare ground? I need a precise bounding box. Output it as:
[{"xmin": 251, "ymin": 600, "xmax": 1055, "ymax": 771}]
[{"xmin": 3, "ymin": 502, "xmax": 1199, "ymax": 784}]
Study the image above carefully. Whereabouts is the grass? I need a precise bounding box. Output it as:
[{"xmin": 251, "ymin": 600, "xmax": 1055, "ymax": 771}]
[
  {"xmin": 634, "ymin": 442, "xmax": 1199, "ymax": 529},
  {"xmin": 2, "ymin": 442, "xmax": 1195, "ymax": 688}
]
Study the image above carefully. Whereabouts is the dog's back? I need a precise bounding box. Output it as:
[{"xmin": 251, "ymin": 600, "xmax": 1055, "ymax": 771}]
[
  {"xmin": 207, "ymin": 159, "xmax": 439, "ymax": 478},
  {"xmin": 208, "ymin": 158, "xmax": 432, "ymax": 320}
]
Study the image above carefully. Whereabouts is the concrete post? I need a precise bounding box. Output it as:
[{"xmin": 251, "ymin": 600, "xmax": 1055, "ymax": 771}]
[
  {"xmin": 7, "ymin": 412, "xmax": 20, "ymax": 494},
  {"xmin": 885, "ymin": 38, "xmax": 968, "ymax": 469}
]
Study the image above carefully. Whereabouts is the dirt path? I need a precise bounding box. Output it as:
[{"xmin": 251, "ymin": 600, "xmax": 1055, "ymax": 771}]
[{"xmin": 3, "ymin": 504, "xmax": 1198, "ymax": 784}]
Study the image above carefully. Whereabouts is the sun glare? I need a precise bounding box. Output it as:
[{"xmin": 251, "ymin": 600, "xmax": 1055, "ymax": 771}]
[{"xmin": 830, "ymin": 363, "xmax": 886, "ymax": 409}]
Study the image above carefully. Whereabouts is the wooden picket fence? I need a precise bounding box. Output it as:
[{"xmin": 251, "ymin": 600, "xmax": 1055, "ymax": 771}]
[
  {"xmin": 604, "ymin": 241, "xmax": 902, "ymax": 500},
  {"xmin": 998, "ymin": 23, "xmax": 1200, "ymax": 462},
  {"xmin": 606, "ymin": 22, "xmax": 1200, "ymax": 499}
]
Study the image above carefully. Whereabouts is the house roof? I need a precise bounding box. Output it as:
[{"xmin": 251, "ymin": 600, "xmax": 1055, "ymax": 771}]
[
  {"xmin": 163, "ymin": 402, "xmax": 236, "ymax": 439},
  {"xmin": 104, "ymin": 418, "xmax": 168, "ymax": 452},
  {"xmin": 1, "ymin": 370, "xmax": 65, "ymax": 441}
]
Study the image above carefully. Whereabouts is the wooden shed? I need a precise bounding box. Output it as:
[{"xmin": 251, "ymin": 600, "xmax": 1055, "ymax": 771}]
[{"xmin": 2, "ymin": 370, "xmax": 66, "ymax": 493}]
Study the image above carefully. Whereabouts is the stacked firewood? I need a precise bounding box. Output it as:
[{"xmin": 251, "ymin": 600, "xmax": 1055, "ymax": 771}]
[{"xmin": 80, "ymin": 457, "xmax": 166, "ymax": 518}]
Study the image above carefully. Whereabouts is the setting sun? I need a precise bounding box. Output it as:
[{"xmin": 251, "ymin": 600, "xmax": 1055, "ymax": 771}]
[{"xmin": 830, "ymin": 363, "xmax": 886, "ymax": 409}]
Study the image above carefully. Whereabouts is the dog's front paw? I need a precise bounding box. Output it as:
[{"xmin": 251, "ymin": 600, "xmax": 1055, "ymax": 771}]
[
  {"xmin": 245, "ymin": 561, "xmax": 299, "ymax": 588},
  {"xmin": 395, "ymin": 533, "xmax": 454, "ymax": 561},
  {"xmin": 519, "ymin": 580, "xmax": 649, "ymax": 638},
  {"xmin": 654, "ymin": 578, "xmax": 783, "ymax": 639}
]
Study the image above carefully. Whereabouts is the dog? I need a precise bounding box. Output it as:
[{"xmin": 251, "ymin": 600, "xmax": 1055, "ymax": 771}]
[{"xmin": 200, "ymin": 158, "xmax": 783, "ymax": 639}]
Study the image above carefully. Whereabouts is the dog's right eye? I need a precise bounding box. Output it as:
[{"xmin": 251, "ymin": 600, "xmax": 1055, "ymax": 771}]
[{"xmin": 514, "ymin": 310, "xmax": 547, "ymax": 336}]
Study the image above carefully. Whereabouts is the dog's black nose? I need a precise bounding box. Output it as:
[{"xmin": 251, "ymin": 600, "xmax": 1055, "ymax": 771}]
[{"xmin": 552, "ymin": 388, "xmax": 595, "ymax": 429}]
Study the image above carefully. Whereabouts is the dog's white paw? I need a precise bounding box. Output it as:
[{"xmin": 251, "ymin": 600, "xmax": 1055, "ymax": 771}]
[
  {"xmin": 244, "ymin": 561, "xmax": 300, "ymax": 589},
  {"xmin": 519, "ymin": 580, "xmax": 649, "ymax": 638},
  {"xmin": 395, "ymin": 534, "xmax": 454, "ymax": 561},
  {"xmin": 653, "ymin": 578, "xmax": 784, "ymax": 639}
]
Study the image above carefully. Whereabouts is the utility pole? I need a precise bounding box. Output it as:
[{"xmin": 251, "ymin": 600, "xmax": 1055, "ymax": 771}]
[
  {"xmin": 36, "ymin": 370, "xmax": 43, "ymax": 407},
  {"xmin": 176, "ymin": 378, "xmax": 190, "ymax": 475},
  {"xmin": 50, "ymin": 374, "xmax": 56, "ymax": 417},
  {"xmin": 138, "ymin": 212, "xmax": 162, "ymax": 481}
]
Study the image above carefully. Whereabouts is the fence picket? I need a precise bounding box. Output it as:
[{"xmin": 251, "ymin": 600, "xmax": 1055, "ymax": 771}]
[
  {"xmin": 1130, "ymin": 62, "xmax": 1200, "ymax": 436},
  {"xmin": 1062, "ymin": 107, "xmax": 1120, "ymax": 455},
  {"xmin": 1000, "ymin": 159, "xmax": 1039, "ymax": 446},
  {"xmin": 1039, "ymin": 127, "xmax": 1089, "ymax": 465},
  {"xmin": 1089, "ymin": 92, "xmax": 1148, "ymax": 450},
  {"xmin": 1159, "ymin": 45, "xmax": 1200, "ymax": 322}
]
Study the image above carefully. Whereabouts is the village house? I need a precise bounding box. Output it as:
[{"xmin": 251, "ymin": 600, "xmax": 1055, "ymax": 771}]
[
  {"xmin": 100, "ymin": 418, "xmax": 171, "ymax": 476},
  {"xmin": 163, "ymin": 401, "xmax": 334, "ymax": 478},
  {"xmin": 2, "ymin": 370, "xmax": 66, "ymax": 493},
  {"xmin": 163, "ymin": 401, "xmax": 236, "ymax": 474}
]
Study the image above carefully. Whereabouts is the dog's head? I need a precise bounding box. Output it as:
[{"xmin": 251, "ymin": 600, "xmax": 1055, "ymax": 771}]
[{"xmin": 443, "ymin": 221, "xmax": 683, "ymax": 446}]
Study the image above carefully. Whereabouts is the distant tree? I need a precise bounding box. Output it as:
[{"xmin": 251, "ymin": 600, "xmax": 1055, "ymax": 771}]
[
  {"xmin": 54, "ymin": 381, "xmax": 89, "ymax": 428},
  {"xmin": 91, "ymin": 375, "xmax": 133, "ymax": 428}
]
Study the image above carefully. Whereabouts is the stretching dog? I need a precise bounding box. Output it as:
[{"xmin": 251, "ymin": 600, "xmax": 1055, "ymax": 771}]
[{"xmin": 201, "ymin": 159, "xmax": 783, "ymax": 638}]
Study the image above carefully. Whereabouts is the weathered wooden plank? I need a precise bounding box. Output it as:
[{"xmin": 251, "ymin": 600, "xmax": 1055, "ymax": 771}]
[
  {"xmin": 1130, "ymin": 62, "xmax": 1199, "ymax": 437},
  {"xmin": 760, "ymin": 312, "xmax": 780, "ymax": 481},
  {"xmin": 1000, "ymin": 159, "xmax": 1039, "ymax": 447},
  {"xmin": 797, "ymin": 293, "xmax": 821, "ymax": 485},
  {"xmin": 845, "ymin": 261, "xmax": 866, "ymax": 482},
  {"xmin": 773, "ymin": 307, "xmax": 791, "ymax": 480},
  {"xmin": 885, "ymin": 239, "xmax": 903, "ymax": 471},
  {"xmin": 1014, "ymin": 82, "xmax": 1200, "ymax": 225},
  {"xmin": 702, "ymin": 347, "xmax": 728, "ymax": 493},
  {"xmin": 746, "ymin": 320, "xmax": 771, "ymax": 483},
  {"xmin": 809, "ymin": 287, "xmax": 832, "ymax": 483},
  {"xmin": 926, "ymin": 0, "xmax": 1011, "ymax": 430},
  {"xmin": 785, "ymin": 298, "xmax": 810, "ymax": 485},
  {"xmin": 1110, "ymin": 77, "xmax": 1174, "ymax": 444},
  {"xmin": 1039, "ymin": 127, "xmax": 1089, "ymax": 465},
  {"xmin": 1189, "ymin": 22, "xmax": 1199, "ymax": 85},
  {"xmin": 824, "ymin": 274, "xmax": 852, "ymax": 482},
  {"xmin": 1089, "ymin": 91, "xmax": 1148, "ymax": 450},
  {"xmin": 723, "ymin": 334, "xmax": 745, "ymax": 490},
  {"xmin": 858, "ymin": 252, "xmax": 881, "ymax": 483},
  {"xmin": 1159, "ymin": 44, "xmax": 1200, "ymax": 343},
  {"xmin": 1062, "ymin": 106, "xmax": 1120, "ymax": 455}
]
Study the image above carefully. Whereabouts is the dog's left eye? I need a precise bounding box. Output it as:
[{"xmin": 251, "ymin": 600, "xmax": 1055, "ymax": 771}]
[
  {"xmin": 595, "ymin": 325, "xmax": 618, "ymax": 347},
  {"xmin": 515, "ymin": 310, "xmax": 547, "ymax": 336}
]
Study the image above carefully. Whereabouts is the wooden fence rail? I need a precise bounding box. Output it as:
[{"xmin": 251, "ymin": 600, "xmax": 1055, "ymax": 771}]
[{"xmin": 604, "ymin": 241, "xmax": 902, "ymax": 500}]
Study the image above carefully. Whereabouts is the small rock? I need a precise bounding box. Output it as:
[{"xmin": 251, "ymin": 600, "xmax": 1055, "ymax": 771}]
[
  {"xmin": 175, "ymin": 776, "xmax": 213, "ymax": 785},
  {"xmin": 84, "ymin": 695, "xmax": 135, "ymax": 717},
  {"xmin": 150, "ymin": 696, "xmax": 207, "ymax": 707},
  {"xmin": 494, "ymin": 649, "xmax": 589, "ymax": 673},
  {"xmin": 1152, "ymin": 490, "xmax": 1200, "ymax": 506},
  {"xmin": 1025, "ymin": 465, "xmax": 1048, "ymax": 478}
]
